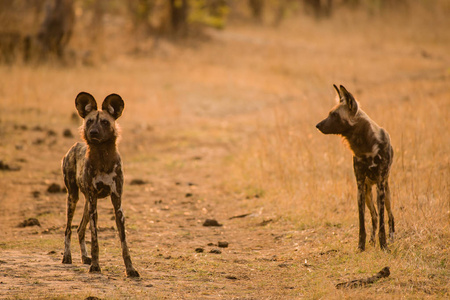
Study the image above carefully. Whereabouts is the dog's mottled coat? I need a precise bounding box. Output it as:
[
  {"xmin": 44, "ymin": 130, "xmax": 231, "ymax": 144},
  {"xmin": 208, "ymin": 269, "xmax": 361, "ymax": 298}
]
[
  {"xmin": 316, "ymin": 85, "xmax": 395, "ymax": 251},
  {"xmin": 62, "ymin": 92, "xmax": 139, "ymax": 277}
]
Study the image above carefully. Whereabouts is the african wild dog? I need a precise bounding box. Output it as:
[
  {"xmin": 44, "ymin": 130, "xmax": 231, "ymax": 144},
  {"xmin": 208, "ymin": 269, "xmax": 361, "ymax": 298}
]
[
  {"xmin": 316, "ymin": 85, "xmax": 394, "ymax": 251},
  {"xmin": 62, "ymin": 92, "xmax": 139, "ymax": 277}
]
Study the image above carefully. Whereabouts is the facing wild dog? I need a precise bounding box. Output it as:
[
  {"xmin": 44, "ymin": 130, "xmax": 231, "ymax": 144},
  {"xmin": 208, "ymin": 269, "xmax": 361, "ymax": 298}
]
[
  {"xmin": 62, "ymin": 92, "xmax": 139, "ymax": 277},
  {"xmin": 316, "ymin": 85, "xmax": 394, "ymax": 251}
]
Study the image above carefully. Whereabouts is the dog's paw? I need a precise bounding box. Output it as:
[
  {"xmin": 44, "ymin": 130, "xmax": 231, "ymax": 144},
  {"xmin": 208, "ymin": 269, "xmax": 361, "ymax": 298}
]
[
  {"xmin": 126, "ymin": 269, "xmax": 140, "ymax": 278},
  {"xmin": 62, "ymin": 254, "xmax": 72, "ymax": 264},
  {"xmin": 89, "ymin": 265, "xmax": 101, "ymax": 273},
  {"xmin": 82, "ymin": 256, "xmax": 92, "ymax": 265}
]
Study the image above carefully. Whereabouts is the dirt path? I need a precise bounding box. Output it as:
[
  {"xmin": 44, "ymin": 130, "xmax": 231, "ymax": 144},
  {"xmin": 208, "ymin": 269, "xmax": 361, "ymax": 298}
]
[{"xmin": 1, "ymin": 14, "xmax": 449, "ymax": 299}]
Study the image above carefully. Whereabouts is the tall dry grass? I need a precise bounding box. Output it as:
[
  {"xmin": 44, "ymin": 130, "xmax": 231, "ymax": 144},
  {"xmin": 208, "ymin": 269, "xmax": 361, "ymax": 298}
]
[
  {"xmin": 223, "ymin": 7, "xmax": 450, "ymax": 295},
  {"xmin": 0, "ymin": 2, "xmax": 448, "ymax": 298}
]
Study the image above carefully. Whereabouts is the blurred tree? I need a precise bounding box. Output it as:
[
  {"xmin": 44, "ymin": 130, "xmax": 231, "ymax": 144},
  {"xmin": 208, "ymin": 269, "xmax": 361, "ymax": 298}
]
[
  {"xmin": 249, "ymin": 0, "xmax": 264, "ymax": 22},
  {"xmin": 29, "ymin": 0, "xmax": 75, "ymax": 61},
  {"xmin": 273, "ymin": 0, "xmax": 301, "ymax": 26},
  {"xmin": 170, "ymin": 0, "xmax": 188, "ymax": 34},
  {"xmin": 341, "ymin": 0, "xmax": 409, "ymax": 13},
  {"xmin": 127, "ymin": 0, "xmax": 157, "ymax": 34},
  {"xmin": 303, "ymin": 0, "xmax": 333, "ymax": 19}
]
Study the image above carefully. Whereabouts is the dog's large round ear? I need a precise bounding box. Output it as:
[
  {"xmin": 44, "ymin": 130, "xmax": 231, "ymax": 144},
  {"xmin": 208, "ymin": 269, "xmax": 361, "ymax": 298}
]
[
  {"xmin": 339, "ymin": 85, "xmax": 358, "ymax": 115},
  {"xmin": 75, "ymin": 92, "xmax": 97, "ymax": 118},
  {"xmin": 333, "ymin": 84, "xmax": 342, "ymax": 102},
  {"xmin": 102, "ymin": 94, "xmax": 124, "ymax": 119}
]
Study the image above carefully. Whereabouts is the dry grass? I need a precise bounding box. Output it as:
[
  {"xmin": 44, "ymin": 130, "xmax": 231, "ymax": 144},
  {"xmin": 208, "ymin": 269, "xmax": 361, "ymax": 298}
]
[{"xmin": 0, "ymin": 3, "xmax": 449, "ymax": 299}]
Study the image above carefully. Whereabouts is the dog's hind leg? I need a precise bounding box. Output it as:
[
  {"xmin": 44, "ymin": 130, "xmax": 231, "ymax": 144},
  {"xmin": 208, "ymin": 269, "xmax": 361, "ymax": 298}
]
[
  {"xmin": 385, "ymin": 180, "xmax": 395, "ymax": 243},
  {"xmin": 77, "ymin": 198, "xmax": 91, "ymax": 265},
  {"xmin": 364, "ymin": 181, "xmax": 378, "ymax": 246}
]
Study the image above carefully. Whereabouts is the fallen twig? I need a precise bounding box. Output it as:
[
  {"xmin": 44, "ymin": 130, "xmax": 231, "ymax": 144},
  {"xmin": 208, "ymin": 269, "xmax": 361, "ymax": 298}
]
[
  {"xmin": 336, "ymin": 266, "xmax": 390, "ymax": 289},
  {"xmin": 229, "ymin": 213, "xmax": 252, "ymax": 220}
]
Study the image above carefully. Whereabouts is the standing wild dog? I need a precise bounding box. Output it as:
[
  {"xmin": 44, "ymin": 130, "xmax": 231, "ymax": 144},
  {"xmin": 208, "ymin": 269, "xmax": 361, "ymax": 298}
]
[
  {"xmin": 62, "ymin": 92, "xmax": 139, "ymax": 277},
  {"xmin": 316, "ymin": 85, "xmax": 394, "ymax": 251}
]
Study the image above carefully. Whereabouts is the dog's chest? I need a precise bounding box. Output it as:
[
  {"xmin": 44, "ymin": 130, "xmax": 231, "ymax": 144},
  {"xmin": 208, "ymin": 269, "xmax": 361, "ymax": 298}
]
[
  {"xmin": 355, "ymin": 150, "xmax": 389, "ymax": 183},
  {"xmin": 91, "ymin": 166, "xmax": 120, "ymax": 198}
]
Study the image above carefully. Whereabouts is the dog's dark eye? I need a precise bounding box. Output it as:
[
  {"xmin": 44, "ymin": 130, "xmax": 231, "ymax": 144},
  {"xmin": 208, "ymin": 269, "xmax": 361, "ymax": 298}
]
[
  {"xmin": 86, "ymin": 119, "xmax": 93, "ymax": 126},
  {"xmin": 101, "ymin": 120, "xmax": 110, "ymax": 126}
]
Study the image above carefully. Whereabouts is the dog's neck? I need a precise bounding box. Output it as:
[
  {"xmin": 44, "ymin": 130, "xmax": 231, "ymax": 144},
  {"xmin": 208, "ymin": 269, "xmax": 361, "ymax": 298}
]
[
  {"xmin": 86, "ymin": 140, "xmax": 119, "ymax": 173},
  {"xmin": 342, "ymin": 111, "xmax": 380, "ymax": 159}
]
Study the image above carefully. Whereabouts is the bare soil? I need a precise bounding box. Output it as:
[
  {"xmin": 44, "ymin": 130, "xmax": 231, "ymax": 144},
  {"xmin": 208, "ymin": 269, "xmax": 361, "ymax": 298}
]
[{"xmin": 1, "ymin": 9, "xmax": 449, "ymax": 299}]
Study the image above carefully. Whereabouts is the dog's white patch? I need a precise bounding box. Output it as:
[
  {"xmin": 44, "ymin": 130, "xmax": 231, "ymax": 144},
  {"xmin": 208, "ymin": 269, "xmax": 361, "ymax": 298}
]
[
  {"xmin": 367, "ymin": 144, "xmax": 380, "ymax": 168},
  {"xmin": 107, "ymin": 105, "xmax": 115, "ymax": 115},
  {"xmin": 92, "ymin": 164, "xmax": 119, "ymax": 196},
  {"xmin": 117, "ymin": 207, "xmax": 125, "ymax": 224}
]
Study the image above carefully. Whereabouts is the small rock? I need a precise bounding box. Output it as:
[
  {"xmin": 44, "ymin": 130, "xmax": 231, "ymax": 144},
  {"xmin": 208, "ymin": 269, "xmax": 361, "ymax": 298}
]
[
  {"xmin": 225, "ymin": 275, "xmax": 237, "ymax": 280},
  {"xmin": 47, "ymin": 183, "xmax": 63, "ymax": 193},
  {"xmin": 14, "ymin": 124, "xmax": 28, "ymax": 130},
  {"xmin": 218, "ymin": 241, "xmax": 229, "ymax": 248},
  {"xmin": 63, "ymin": 129, "xmax": 74, "ymax": 138},
  {"xmin": 47, "ymin": 250, "xmax": 57, "ymax": 255},
  {"xmin": 47, "ymin": 130, "xmax": 57, "ymax": 136},
  {"xmin": 130, "ymin": 179, "xmax": 147, "ymax": 185},
  {"xmin": 0, "ymin": 161, "xmax": 20, "ymax": 171},
  {"xmin": 195, "ymin": 248, "xmax": 204, "ymax": 253},
  {"xmin": 32, "ymin": 125, "xmax": 44, "ymax": 131},
  {"xmin": 32, "ymin": 191, "xmax": 40, "ymax": 198},
  {"xmin": 145, "ymin": 284, "xmax": 154, "ymax": 288},
  {"xmin": 33, "ymin": 138, "xmax": 45, "ymax": 145},
  {"xmin": 258, "ymin": 219, "xmax": 273, "ymax": 226},
  {"xmin": 209, "ymin": 249, "xmax": 221, "ymax": 254},
  {"xmin": 185, "ymin": 193, "xmax": 193, "ymax": 198},
  {"xmin": 203, "ymin": 219, "xmax": 222, "ymax": 227},
  {"xmin": 18, "ymin": 218, "xmax": 41, "ymax": 228},
  {"xmin": 85, "ymin": 297, "xmax": 101, "ymax": 300}
]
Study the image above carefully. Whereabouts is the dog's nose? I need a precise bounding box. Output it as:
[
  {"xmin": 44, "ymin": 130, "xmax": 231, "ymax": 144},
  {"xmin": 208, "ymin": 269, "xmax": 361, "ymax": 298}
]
[{"xmin": 90, "ymin": 129, "xmax": 99, "ymax": 136}]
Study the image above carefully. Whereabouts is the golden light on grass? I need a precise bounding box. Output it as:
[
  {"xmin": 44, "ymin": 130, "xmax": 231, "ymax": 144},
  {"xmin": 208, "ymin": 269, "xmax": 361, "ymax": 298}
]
[{"xmin": 0, "ymin": 1, "xmax": 449, "ymax": 298}]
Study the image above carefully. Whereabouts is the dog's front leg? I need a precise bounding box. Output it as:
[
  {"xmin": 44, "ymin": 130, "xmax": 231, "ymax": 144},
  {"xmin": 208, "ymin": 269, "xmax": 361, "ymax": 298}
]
[
  {"xmin": 77, "ymin": 199, "xmax": 91, "ymax": 264},
  {"xmin": 377, "ymin": 181, "xmax": 387, "ymax": 250},
  {"xmin": 111, "ymin": 193, "xmax": 140, "ymax": 277},
  {"xmin": 88, "ymin": 195, "xmax": 101, "ymax": 273},
  {"xmin": 357, "ymin": 181, "xmax": 367, "ymax": 251},
  {"xmin": 62, "ymin": 192, "xmax": 78, "ymax": 264}
]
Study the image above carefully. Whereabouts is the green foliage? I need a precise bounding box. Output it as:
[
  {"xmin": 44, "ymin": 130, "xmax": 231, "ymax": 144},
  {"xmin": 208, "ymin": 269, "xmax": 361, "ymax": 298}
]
[{"xmin": 188, "ymin": 0, "xmax": 229, "ymax": 29}]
